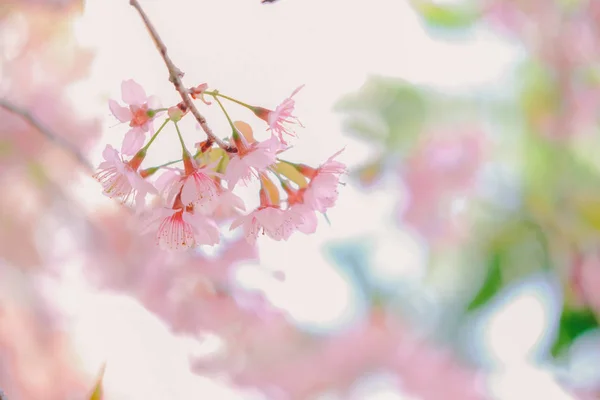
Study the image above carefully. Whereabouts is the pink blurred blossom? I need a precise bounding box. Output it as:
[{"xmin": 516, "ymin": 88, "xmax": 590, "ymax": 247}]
[{"xmin": 400, "ymin": 128, "xmax": 486, "ymax": 244}]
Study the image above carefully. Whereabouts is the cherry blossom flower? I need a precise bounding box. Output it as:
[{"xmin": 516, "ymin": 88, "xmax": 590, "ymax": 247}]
[
  {"xmin": 147, "ymin": 205, "xmax": 220, "ymax": 251},
  {"xmin": 92, "ymin": 144, "xmax": 157, "ymax": 208},
  {"xmin": 301, "ymin": 149, "xmax": 347, "ymax": 213},
  {"xmin": 226, "ymin": 135, "xmax": 281, "ymax": 188},
  {"xmin": 231, "ymin": 206, "xmax": 305, "ymax": 244},
  {"xmin": 195, "ymin": 186, "xmax": 246, "ymax": 220},
  {"xmin": 108, "ymin": 79, "xmax": 161, "ymax": 155},
  {"xmin": 399, "ymin": 129, "xmax": 485, "ymax": 243},
  {"xmin": 254, "ymin": 86, "xmax": 304, "ymax": 144},
  {"xmin": 157, "ymin": 157, "xmax": 221, "ymax": 208},
  {"xmin": 289, "ymin": 203, "xmax": 318, "ymax": 234}
]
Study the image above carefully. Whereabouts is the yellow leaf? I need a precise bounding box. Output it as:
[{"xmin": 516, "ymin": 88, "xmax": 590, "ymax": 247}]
[
  {"xmin": 261, "ymin": 175, "xmax": 280, "ymax": 204},
  {"xmin": 272, "ymin": 162, "xmax": 307, "ymax": 189},
  {"xmin": 208, "ymin": 148, "xmax": 229, "ymax": 172},
  {"xmin": 234, "ymin": 121, "xmax": 255, "ymax": 143},
  {"xmin": 88, "ymin": 364, "xmax": 106, "ymax": 400}
]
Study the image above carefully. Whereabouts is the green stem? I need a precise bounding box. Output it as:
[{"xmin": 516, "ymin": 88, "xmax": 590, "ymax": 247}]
[
  {"xmin": 212, "ymin": 95, "xmax": 237, "ymax": 131},
  {"xmin": 142, "ymin": 118, "xmax": 170, "ymax": 152},
  {"xmin": 205, "ymin": 91, "xmax": 257, "ymax": 111},
  {"xmin": 153, "ymin": 158, "xmax": 183, "ymax": 169},
  {"xmin": 173, "ymin": 121, "xmax": 188, "ymax": 153}
]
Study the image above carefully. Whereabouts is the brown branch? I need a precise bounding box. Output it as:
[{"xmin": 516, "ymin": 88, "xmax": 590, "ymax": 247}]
[
  {"xmin": 128, "ymin": 0, "xmax": 236, "ymax": 153},
  {"xmin": 0, "ymin": 99, "xmax": 94, "ymax": 172}
]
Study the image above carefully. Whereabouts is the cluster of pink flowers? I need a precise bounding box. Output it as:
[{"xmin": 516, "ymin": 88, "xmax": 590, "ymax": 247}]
[
  {"xmin": 399, "ymin": 128, "xmax": 486, "ymax": 246},
  {"xmin": 484, "ymin": 0, "xmax": 600, "ymax": 139},
  {"xmin": 94, "ymin": 80, "xmax": 346, "ymax": 251}
]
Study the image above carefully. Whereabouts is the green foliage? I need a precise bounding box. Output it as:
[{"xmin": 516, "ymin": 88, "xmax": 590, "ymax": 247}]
[
  {"xmin": 551, "ymin": 307, "xmax": 599, "ymax": 357},
  {"xmin": 335, "ymin": 76, "xmax": 428, "ymax": 152},
  {"xmin": 466, "ymin": 216, "xmax": 551, "ymax": 312},
  {"xmin": 409, "ymin": 0, "xmax": 480, "ymax": 31},
  {"xmin": 467, "ymin": 250, "xmax": 503, "ymax": 312}
]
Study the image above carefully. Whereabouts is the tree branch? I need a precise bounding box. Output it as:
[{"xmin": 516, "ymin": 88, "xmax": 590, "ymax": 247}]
[
  {"xmin": 128, "ymin": 0, "xmax": 236, "ymax": 153},
  {"xmin": 0, "ymin": 99, "xmax": 94, "ymax": 173}
]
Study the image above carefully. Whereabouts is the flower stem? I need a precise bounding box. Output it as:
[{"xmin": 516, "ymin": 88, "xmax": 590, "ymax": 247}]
[
  {"xmin": 154, "ymin": 158, "xmax": 183, "ymax": 169},
  {"xmin": 205, "ymin": 91, "xmax": 257, "ymax": 112},
  {"xmin": 212, "ymin": 95, "xmax": 237, "ymax": 131},
  {"xmin": 142, "ymin": 118, "xmax": 170, "ymax": 152},
  {"xmin": 173, "ymin": 121, "xmax": 188, "ymax": 153},
  {"xmin": 129, "ymin": 0, "xmax": 236, "ymax": 153}
]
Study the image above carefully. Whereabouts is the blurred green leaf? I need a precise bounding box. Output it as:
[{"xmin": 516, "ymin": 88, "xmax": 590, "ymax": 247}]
[
  {"xmin": 551, "ymin": 307, "xmax": 598, "ymax": 357},
  {"xmin": 352, "ymin": 158, "xmax": 385, "ymax": 187},
  {"xmin": 467, "ymin": 250, "xmax": 503, "ymax": 311},
  {"xmin": 410, "ymin": 0, "xmax": 479, "ymax": 30},
  {"xmin": 466, "ymin": 216, "xmax": 551, "ymax": 312},
  {"xmin": 335, "ymin": 76, "xmax": 428, "ymax": 152},
  {"xmin": 519, "ymin": 60, "xmax": 559, "ymax": 126}
]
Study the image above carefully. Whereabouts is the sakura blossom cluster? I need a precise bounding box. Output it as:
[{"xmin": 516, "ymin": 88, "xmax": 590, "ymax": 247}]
[{"xmin": 93, "ymin": 80, "xmax": 346, "ymax": 251}]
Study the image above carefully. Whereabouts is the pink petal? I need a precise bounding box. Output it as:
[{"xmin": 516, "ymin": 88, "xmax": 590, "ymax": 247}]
[
  {"xmin": 147, "ymin": 95, "xmax": 162, "ymax": 110},
  {"xmin": 230, "ymin": 214, "xmax": 249, "ymax": 231},
  {"xmin": 295, "ymin": 206, "xmax": 317, "ymax": 234},
  {"xmin": 109, "ymin": 99, "xmax": 132, "ymax": 122},
  {"xmin": 121, "ymin": 128, "xmax": 145, "ymax": 155},
  {"xmin": 225, "ymin": 191, "xmax": 246, "ymax": 212},
  {"xmin": 224, "ymin": 158, "xmax": 246, "ymax": 188},
  {"xmin": 180, "ymin": 178, "xmax": 199, "ymax": 206},
  {"xmin": 101, "ymin": 144, "xmax": 120, "ymax": 163},
  {"xmin": 155, "ymin": 169, "xmax": 181, "ymax": 193},
  {"xmin": 183, "ymin": 213, "xmax": 220, "ymax": 246},
  {"xmin": 121, "ymin": 79, "xmax": 147, "ymax": 106},
  {"xmin": 289, "ymin": 84, "xmax": 305, "ymax": 98},
  {"xmin": 134, "ymin": 190, "xmax": 146, "ymax": 210}
]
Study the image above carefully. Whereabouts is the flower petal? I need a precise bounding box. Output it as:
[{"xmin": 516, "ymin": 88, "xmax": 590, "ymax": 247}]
[
  {"xmin": 101, "ymin": 144, "xmax": 120, "ymax": 163},
  {"xmin": 121, "ymin": 128, "xmax": 145, "ymax": 155},
  {"xmin": 121, "ymin": 79, "xmax": 147, "ymax": 106},
  {"xmin": 109, "ymin": 99, "xmax": 132, "ymax": 122}
]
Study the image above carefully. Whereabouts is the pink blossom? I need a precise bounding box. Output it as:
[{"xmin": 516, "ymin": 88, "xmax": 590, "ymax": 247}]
[
  {"xmin": 571, "ymin": 252, "xmax": 600, "ymax": 314},
  {"xmin": 146, "ymin": 206, "xmax": 220, "ymax": 251},
  {"xmin": 157, "ymin": 159, "xmax": 221, "ymax": 208},
  {"xmin": 400, "ymin": 129, "xmax": 485, "ymax": 244},
  {"xmin": 289, "ymin": 204, "xmax": 318, "ymax": 234},
  {"xmin": 231, "ymin": 206, "xmax": 305, "ymax": 244},
  {"xmin": 255, "ymin": 86, "xmax": 304, "ymax": 144},
  {"xmin": 108, "ymin": 79, "xmax": 161, "ymax": 155},
  {"xmin": 225, "ymin": 135, "xmax": 281, "ymax": 187},
  {"xmin": 302, "ymin": 149, "xmax": 347, "ymax": 213},
  {"xmin": 195, "ymin": 187, "xmax": 246, "ymax": 220},
  {"xmin": 93, "ymin": 144, "xmax": 157, "ymax": 208}
]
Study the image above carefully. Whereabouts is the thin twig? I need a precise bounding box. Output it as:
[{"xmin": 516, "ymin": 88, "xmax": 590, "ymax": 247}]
[
  {"xmin": 0, "ymin": 99, "xmax": 94, "ymax": 172},
  {"xmin": 128, "ymin": 0, "xmax": 236, "ymax": 153}
]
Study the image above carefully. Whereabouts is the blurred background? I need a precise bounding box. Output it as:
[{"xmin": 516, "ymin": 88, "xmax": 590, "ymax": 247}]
[{"xmin": 1, "ymin": 0, "xmax": 600, "ymax": 399}]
